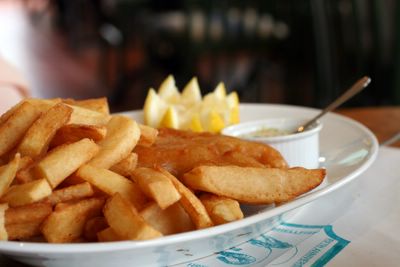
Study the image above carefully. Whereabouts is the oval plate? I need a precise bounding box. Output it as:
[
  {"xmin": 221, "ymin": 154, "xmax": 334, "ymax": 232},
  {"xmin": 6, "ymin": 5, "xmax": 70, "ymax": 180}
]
[{"xmin": 0, "ymin": 104, "xmax": 378, "ymax": 267}]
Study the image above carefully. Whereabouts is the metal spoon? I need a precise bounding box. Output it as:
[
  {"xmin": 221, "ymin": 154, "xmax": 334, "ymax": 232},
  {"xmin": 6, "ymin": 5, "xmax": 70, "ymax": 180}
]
[{"xmin": 295, "ymin": 76, "xmax": 371, "ymax": 133}]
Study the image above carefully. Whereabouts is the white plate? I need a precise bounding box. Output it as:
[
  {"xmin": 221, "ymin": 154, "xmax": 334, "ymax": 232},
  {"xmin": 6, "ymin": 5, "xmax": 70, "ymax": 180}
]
[{"xmin": 0, "ymin": 104, "xmax": 379, "ymax": 267}]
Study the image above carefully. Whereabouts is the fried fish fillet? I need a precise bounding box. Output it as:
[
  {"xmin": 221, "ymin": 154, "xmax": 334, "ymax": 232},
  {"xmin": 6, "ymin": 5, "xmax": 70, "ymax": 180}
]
[{"xmin": 134, "ymin": 128, "xmax": 288, "ymax": 177}]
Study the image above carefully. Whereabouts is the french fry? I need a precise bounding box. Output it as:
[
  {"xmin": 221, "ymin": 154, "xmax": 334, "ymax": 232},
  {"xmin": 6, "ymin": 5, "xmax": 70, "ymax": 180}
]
[
  {"xmin": 103, "ymin": 193, "xmax": 162, "ymax": 240},
  {"xmin": 0, "ymin": 98, "xmax": 60, "ymax": 126},
  {"xmin": 13, "ymin": 156, "xmax": 34, "ymax": 185},
  {"xmin": 17, "ymin": 103, "xmax": 73, "ymax": 158},
  {"xmin": 67, "ymin": 105, "xmax": 111, "ymax": 126},
  {"xmin": 1, "ymin": 179, "xmax": 52, "ymax": 207},
  {"xmin": 97, "ymin": 227, "xmax": 123, "ymax": 242},
  {"xmin": 54, "ymin": 202, "xmax": 70, "ymax": 211},
  {"xmin": 84, "ymin": 216, "xmax": 108, "ymax": 241},
  {"xmin": 109, "ymin": 153, "xmax": 138, "ymax": 177},
  {"xmin": 158, "ymin": 167, "xmax": 213, "ymax": 229},
  {"xmin": 25, "ymin": 98, "xmax": 61, "ymax": 112},
  {"xmin": 138, "ymin": 124, "xmax": 158, "ymax": 147},
  {"xmin": 5, "ymin": 202, "xmax": 52, "ymax": 225},
  {"xmin": 42, "ymin": 182, "xmax": 94, "ymax": 205},
  {"xmin": 17, "ymin": 156, "xmax": 33, "ymax": 171},
  {"xmin": 59, "ymin": 174, "xmax": 86, "ymax": 187},
  {"xmin": 6, "ymin": 206, "xmax": 51, "ymax": 240},
  {"xmin": 41, "ymin": 197, "xmax": 105, "ymax": 243},
  {"xmin": 15, "ymin": 165, "xmax": 36, "ymax": 184},
  {"xmin": 199, "ymin": 194, "xmax": 243, "ymax": 225},
  {"xmin": 0, "ymin": 101, "xmax": 42, "ymax": 157},
  {"xmin": 6, "ymin": 221, "xmax": 42, "ymax": 240},
  {"xmin": 0, "ymin": 101, "xmax": 23, "ymax": 125},
  {"xmin": 183, "ymin": 166, "xmax": 326, "ymax": 204},
  {"xmin": 0, "ymin": 203, "xmax": 7, "ymax": 240},
  {"xmin": 140, "ymin": 202, "xmax": 194, "ymax": 235},
  {"xmin": 63, "ymin": 97, "xmax": 110, "ymax": 115},
  {"xmin": 76, "ymin": 164, "xmax": 147, "ymax": 210},
  {"xmin": 50, "ymin": 124, "xmax": 107, "ymax": 147},
  {"xmin": 88, "ymin": 115, "xmax": 141, "ymax": 169},
  {"xmin": 34, "ymin": 138, "xmax": 99, "ymax": 188},
  {"xmin": 0, "ymin": 153, "xmax": 20, "ymax": 197},
  {"xmin": 132, "ymin": 167, "xmax": 181, "ymax": 209}
]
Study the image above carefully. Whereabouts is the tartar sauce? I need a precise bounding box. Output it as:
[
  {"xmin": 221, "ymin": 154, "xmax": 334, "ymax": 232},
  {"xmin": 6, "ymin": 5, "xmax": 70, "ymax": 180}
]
[{"xmin": 240, "ymin": 127, "xmax": 289, "ymax": 138}]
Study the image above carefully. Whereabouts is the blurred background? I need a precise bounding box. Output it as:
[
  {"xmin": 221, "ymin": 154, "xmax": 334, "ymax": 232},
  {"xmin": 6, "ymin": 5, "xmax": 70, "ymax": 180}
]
[{"xmin": 0, "ymin": 0, "xmax": 399, "ymax": 112}]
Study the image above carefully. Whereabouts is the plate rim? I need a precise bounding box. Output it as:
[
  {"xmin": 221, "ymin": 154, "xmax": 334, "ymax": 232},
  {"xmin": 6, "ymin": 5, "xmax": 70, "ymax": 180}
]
[{"xmin": 0, "ymin": 103, "xmax": 379, "ymax": 254}]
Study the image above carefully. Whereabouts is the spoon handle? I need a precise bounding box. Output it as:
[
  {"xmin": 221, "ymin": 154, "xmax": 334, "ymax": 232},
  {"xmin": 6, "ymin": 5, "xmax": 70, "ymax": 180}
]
[{"xmin": 299, "ymin": 76, "xmax": 371, "ymax": 131}]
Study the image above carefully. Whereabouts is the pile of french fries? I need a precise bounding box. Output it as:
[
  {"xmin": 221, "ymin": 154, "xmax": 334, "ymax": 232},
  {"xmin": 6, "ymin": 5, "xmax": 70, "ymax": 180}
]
[{"xmin": 0, "ymin": 97, "xmax": 325, "ymax": 243}]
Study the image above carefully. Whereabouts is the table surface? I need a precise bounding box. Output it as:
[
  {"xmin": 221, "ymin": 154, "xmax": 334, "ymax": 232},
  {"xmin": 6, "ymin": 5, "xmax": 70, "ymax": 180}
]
[{"xmin": 336, "ymin": 106, "xmax": 400, "ymax": 147}]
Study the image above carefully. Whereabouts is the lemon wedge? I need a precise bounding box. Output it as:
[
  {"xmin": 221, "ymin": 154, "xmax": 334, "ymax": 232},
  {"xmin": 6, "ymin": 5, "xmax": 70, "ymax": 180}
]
[
  {"xmin": 226, "ymin": 91, "xmax": 240, "ymax": 124},
  {"xmin": 205, "ymin": 110, "xmax": 225, "ymax": 133},
  {"xmin": 181, "ymin": 77, "xmax": 202, "ymax": 106},
  {"xmin": 226, "ymin": 91, "xmax": 239, "ymax": 107},
  {"xmin": 143, "ymin": 88, "xmax": 167, "ymax": 128},
  {"xmin": 143, "ymin": 75, "xmax": 240, "ymax": 132},
  {"xmin": 159, "ymin": 106, "xmax": 179, "ymax": 129},
  {"xmin": 158, "ymin": 75, "xmax": 180, "ymax": 104},
  {"xmin": 188, "ymin": 114, "xmax": 203, "ymax": 132},
  {"xmin": 213, "ymin": 82, "xmax": 227, "ymax": 99}
]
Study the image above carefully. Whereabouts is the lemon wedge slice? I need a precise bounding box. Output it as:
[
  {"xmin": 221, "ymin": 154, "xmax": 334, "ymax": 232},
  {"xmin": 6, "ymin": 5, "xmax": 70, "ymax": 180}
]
[
  {"xmin": 181, "ymin": 77, "xmax": 202, "ymax": 106},
  {"xmin": 143, "ymin": 88, "xmax": 167, "ymax": 128},
  {"xmin": 205, "ymin": 110, "xmax": 225, "ymax": 133},
  {"xmin": 158, "ymin": 75, "xmax": 180, "ymax": 104},
  {"xmin": 159, "ymin": 106, "xmax": 179, "ymax": 129},
  {"xmin": 188, "ymin": 113, "xmax": 203, "ymax": 132},
  {"xmin": 213, "ymin": 82, "xmax": 227, "ymax": 99}
]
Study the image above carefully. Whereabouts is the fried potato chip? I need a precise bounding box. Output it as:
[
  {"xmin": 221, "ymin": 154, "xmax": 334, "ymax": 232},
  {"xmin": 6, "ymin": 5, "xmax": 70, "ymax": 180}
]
[
  {"xmin": 5, "ymin": 202, "xmax": 52, "ymax": 225},
  {"xmin": 132, "ymin": 167, "xmax": 181, "ymax": 209},
  {"xmin": 43, "ymin": 182, "xmax": 94, "ymax": 205},
  {"xmin": 17, "ymin": 103, "xmax": 73, "ymax": 158},
  {"xmin": 17, "ymin": 156, "xmax": 33, "ymax": 172},
  {"xmin": 103, "ymin": 193, "xmax": 162, "ymax": 240},
  {"xmin": 183, "ymin": 166, "xmax": 326, "ymax": 204},
  {"xmin": 0, "ymin": 153, "xmax": 20, "ymax": 197},
  {"xmin": 158, "ymin": 167, "xmax": 213, "ymax": 229},
  {"xmin": 63, "ymin": 97, "xmax": 109, "ymax": 115},
  {"xmin": 97, "ymin": 227, "xmax": 123, "ymax": 242},
  {"xmin": 138, "ymin": 124, "xmax": 158, "ymax": 147},
  {"xmin": 50, "ymin": 124, "xmax": 107, "ymax": 148},
  {"xmin": 140, "ymin": 202, "xmax": 194, "ymax": 235},
  {"xmin": 41, "ymin": 197, "xmax": 105, "ymax": 243},
  {"xmin": 88, "ymin": 116, "xmax": 140, "ymax": 169},
  {"xmin": 13, "ymin": 156, "xmax": 35, "ymax": 185},
  {"xmin": 34, "ymin": 138, "xmax": 99, "ymax": 188},
  {"xmin": 84, "ymin": 216, "xmax": 108, "ymax": 241},
  {"xmin": 1, "ymin": 179, "xmax": 52, "ymax": 207},
  {"xmin": 76, "ymin": 164, "xmax": 147, "ymax": 210},
  {"xmin": 0, "ymin": 101, "xmax": 42, "ymax": 157},
  {"xmin": 0, "ymin": 203, "xmax": 7, "ymax": 240},
  {"xmin": 6, "ymin": 221, "xmax": 42, "ymax": 241},
  {"xmin": 15, "ymin": 165, "xmax": 36, "ymax": 184},
  {"xmin": 67, "ymin": 104, "xmax": 111, "ymax": 126},
  {"xmin": 109, "ymin": 153, "xmax": 138, "ymax": 177},
  {"xmin": 0, "ymin": 98, "xmax": 60, "ymax": 126},
  {"xmin": 199, "ymin": 194, "xmax": 243, "ymax": 225}
]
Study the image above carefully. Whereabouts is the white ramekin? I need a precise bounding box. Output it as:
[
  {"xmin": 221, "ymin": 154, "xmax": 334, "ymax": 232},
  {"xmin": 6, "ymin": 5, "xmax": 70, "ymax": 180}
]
[{"xmin": 221, "ymin": 118, "xmax": 323, "ymax": 168}]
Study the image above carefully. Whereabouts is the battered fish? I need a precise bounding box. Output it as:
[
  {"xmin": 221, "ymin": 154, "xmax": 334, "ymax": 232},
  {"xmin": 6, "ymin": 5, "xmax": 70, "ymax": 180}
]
[{"xmin": 134, "ymin": 128, "xmax": 288, "ymax": 177}]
